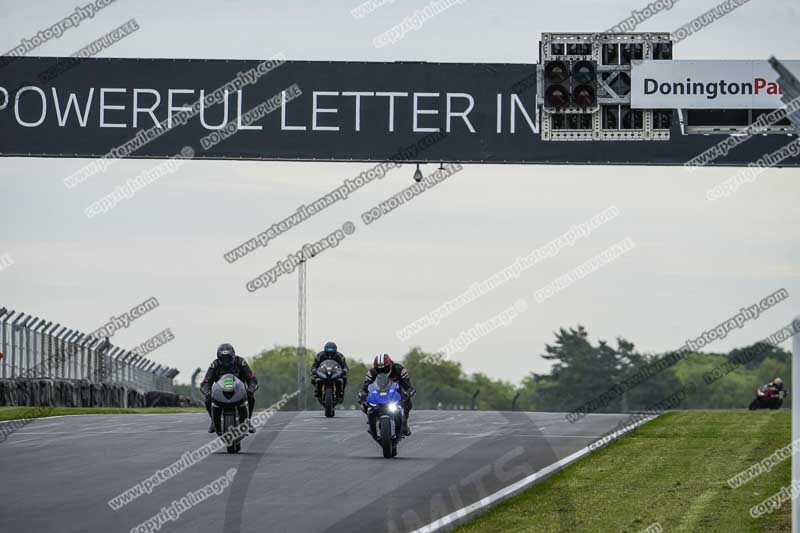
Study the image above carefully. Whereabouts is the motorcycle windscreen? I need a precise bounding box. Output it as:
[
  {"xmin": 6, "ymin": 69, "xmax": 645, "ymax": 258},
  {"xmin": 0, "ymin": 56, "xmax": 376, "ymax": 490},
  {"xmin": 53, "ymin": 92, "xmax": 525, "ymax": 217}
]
[
  {"xmin": 367, "ymin": 373, "xmax": 392, "ymax": 404},
  {"xmin": 213, "ymin": 373, "xmax": 247, "ymax": 403},
  {"xmin": 374, "ymin": 373, "xmax": 392, "ymax": 393},
  {"xmin": 319, "ymin": 359, "xmax": 342, "ymax": 377}
]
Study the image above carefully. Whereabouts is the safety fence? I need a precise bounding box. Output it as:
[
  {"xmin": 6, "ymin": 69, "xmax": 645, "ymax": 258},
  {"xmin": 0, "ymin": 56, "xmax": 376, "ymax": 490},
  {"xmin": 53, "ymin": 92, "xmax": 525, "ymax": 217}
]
[{"xmin": 0, "ymin": 306, "xmax": 178, "ymax": 393}]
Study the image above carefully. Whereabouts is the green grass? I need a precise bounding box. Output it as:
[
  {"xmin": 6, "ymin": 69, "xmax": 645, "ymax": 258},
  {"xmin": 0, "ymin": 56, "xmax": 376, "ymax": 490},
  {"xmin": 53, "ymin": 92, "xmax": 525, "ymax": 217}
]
[
  {"xmin": 0, "ymin": 406, "xmax": 203, "ymax": 421},
  {"xmin": 458, "ymin": 411, "xmax": 790, "ymax": 533}
]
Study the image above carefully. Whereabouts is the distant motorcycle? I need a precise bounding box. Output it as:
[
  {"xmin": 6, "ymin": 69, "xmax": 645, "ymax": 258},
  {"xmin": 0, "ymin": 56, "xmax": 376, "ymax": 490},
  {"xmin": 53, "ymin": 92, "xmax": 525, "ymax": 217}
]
[
  {"xmin": 210, "ymin": 373, "xmax": 249, "ymax": 453},
  {"xmin": 749, "ymin": 385, "xmax": 786, "ymax": 410},
  {"xmin": 363, "ymin": 373, "xmax": 405, "ymax": 458},
  {"xmin": 315, "ymin": 359, "xmax": 345, "ymax": 418}
]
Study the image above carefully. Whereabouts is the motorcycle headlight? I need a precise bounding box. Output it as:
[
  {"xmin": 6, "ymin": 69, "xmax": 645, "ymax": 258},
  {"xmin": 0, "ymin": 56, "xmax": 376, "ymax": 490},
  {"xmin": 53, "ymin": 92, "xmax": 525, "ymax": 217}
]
[{"xmin": 387, "ymin": 402, "xmax": 398, "ymax": 413}]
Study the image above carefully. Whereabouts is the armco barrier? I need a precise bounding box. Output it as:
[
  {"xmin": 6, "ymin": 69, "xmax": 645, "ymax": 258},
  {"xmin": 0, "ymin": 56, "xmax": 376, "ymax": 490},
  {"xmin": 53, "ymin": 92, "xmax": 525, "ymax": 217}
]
[{"xmin": 0, "ymin": 379, "xmax": 140, "ymax": 407}]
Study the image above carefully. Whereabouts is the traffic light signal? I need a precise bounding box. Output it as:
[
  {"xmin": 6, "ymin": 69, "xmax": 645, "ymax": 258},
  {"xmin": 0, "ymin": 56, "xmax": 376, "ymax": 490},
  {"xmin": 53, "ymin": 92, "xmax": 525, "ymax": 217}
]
[
  {"xmin": 571, "ymin": 61, "xmax": 596, "ymax": 108},
  {"xmin": 543, "ymin": 60, "xmax": 597, "ymax": 109},
  {"xmin": 544, "ymin": 61, "xmax": 569, "ymax": 109}
]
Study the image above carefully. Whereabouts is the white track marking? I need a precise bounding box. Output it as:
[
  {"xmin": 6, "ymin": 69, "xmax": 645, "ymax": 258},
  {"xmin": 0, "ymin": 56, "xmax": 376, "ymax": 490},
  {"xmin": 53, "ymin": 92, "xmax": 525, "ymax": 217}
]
[
  {"xmin": 1, "ymin": 437, "xmax": 41, "ymax": 445},
  {"xmin": 410, "ymin": 415, "xmax": 658, "ymax": 533}
]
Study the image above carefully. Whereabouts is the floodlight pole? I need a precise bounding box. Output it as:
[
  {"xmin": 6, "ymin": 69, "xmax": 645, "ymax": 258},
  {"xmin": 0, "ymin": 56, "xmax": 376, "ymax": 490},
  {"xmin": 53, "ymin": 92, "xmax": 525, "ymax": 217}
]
[{"xmin": 297, "ymin": 259, "xmax": 307, "ymax": 411}]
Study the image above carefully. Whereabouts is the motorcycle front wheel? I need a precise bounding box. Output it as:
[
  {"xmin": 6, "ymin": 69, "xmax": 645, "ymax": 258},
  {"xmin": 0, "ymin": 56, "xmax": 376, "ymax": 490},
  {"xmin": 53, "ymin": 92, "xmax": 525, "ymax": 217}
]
[
  {"xmin": 324, "ymin": 387, "xmax": 335, "ymax": 418},
  {"xmin": 223, "ymin": 413, "xmax": 239, "ymax": 453},
  {"xmin": 380, "ymin": 417, "xmax": 393, "ymax": 459}
]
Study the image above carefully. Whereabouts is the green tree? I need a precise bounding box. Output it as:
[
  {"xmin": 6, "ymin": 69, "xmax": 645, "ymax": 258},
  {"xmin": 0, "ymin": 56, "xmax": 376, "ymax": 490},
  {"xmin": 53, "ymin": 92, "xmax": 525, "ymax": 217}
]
[
  {"xmin": 530, "ymin": 326, "xmax": 631, "ymax": 412},
  {"xmin": 403, "ymin": 348, "xmax": 473, "ymax": 409},
  {"xmin": 520, "ymin": 326, "xmax": 683, "ymax": 413},
  {"xmin": 249, "ymin": 345, "xmax": 314, "ymax": 409},
  {"xmin": 240, "ymin": 332, "xmax": 788, "ymax": 414},
  {"xmin": 467, "ymin": 372, "xmax": 516, "ymax": 410}
]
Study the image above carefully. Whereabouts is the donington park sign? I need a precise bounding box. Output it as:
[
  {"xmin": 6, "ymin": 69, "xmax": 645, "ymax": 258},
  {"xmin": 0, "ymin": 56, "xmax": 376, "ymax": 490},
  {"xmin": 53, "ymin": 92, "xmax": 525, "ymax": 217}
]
[{"xmin": 632, "ymin": 60, "xmax": 800, "ymax": 109}]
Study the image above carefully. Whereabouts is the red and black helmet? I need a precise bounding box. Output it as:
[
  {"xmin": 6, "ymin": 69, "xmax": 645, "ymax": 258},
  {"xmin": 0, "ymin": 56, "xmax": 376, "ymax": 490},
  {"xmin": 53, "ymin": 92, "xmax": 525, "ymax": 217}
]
[{"xmin": 373, "ymin": 353, "xmax": 393, "ymax": 372}]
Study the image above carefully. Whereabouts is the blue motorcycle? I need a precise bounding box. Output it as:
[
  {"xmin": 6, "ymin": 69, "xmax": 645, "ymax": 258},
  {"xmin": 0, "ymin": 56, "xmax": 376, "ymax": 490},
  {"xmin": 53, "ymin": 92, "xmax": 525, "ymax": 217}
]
[{"xmin": 364, "ymin": 373, "xmax": 405, "ymax": 458}]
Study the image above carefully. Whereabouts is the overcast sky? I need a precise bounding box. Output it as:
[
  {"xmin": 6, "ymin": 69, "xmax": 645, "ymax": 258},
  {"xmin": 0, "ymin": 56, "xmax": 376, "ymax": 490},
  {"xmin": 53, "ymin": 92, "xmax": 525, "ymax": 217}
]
[{"xmin": 0, "ymin": 0, "xmax": 798, "ymax": 384}]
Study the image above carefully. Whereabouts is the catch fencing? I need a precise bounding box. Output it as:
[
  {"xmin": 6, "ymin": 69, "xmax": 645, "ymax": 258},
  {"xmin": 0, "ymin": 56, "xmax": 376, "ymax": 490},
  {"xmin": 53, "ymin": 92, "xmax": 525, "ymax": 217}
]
[{"xmin": 0, "ymin": 307, "xmax": 177, "ymax": 393}]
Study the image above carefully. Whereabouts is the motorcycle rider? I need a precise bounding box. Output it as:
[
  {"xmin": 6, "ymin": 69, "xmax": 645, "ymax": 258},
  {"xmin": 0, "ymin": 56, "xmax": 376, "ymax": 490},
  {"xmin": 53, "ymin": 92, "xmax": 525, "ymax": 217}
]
[
  {"xmin": 310, "ymin": 341, "xmax": 349, "ymax": 402},
  {"xmin": 200, "ymin": 343, "xmax": 258, "ymax": 434},
  {"xmin": 767, "ymin": 377, "xmax": 788, "ymax": 397},
  {"xmin": 358, "ymin": 354, "xmax": 416, "ymax": 436}
]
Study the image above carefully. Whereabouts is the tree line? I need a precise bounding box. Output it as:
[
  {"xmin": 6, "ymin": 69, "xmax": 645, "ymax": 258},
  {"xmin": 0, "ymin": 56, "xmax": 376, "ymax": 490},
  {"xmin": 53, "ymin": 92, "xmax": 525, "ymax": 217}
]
[{"xmin": 192, "ymin": 326, "xmax": 791, "ymax": 412}]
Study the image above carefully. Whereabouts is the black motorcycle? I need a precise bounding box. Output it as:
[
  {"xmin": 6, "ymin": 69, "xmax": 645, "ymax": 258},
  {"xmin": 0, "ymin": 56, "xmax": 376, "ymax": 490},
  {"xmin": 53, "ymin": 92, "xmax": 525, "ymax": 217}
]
[
  {"xmin": 315, "ymin": 359, "xmax": 345, "ymax": 418},
  {"xmin": 210, "ymin": 373, "xmax": 249, "ymax": 453}
]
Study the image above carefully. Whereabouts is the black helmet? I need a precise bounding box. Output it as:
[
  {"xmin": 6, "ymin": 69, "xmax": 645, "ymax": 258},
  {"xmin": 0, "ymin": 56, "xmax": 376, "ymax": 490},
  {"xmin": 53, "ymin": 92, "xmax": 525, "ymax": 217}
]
[
  {"xmin": 324, "ymin": 341, "xmax": 337, "ymax": 355},
  {"xmin": 217, "ymin": 343, "xmax": 236, "ymax": 364}
]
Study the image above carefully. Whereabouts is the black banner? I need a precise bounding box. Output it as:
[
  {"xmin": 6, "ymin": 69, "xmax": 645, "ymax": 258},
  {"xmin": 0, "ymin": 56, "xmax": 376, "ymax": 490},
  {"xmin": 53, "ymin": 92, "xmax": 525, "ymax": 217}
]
[{"xmin": 0, "ymin": 56, "xmax": 797, "ymax": 166}]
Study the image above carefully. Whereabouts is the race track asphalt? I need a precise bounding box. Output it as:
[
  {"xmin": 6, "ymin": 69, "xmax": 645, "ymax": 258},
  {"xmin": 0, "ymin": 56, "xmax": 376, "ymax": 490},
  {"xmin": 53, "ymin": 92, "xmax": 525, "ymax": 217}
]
[{"xmin": 0, "ymin": 409, "xmax": 631, "ymax": 533}]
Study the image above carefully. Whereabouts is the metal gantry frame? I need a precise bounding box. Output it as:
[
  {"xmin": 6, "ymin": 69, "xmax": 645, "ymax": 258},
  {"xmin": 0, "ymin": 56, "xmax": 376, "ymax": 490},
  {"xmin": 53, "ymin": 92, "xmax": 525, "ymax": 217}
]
[
  {"xmin": 538, "ymin": 32, "xmax": 673, "ymax": 142},
  {"xmin": 0, "ymin": 306, "xmax": 179, "ymax": 392}
]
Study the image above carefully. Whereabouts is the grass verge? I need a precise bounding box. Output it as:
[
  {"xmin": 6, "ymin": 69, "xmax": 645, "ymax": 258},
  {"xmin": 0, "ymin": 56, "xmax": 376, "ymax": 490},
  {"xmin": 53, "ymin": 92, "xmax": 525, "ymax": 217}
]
[
  {"xmin": 0, "ymin": 406, "xmax": 203, "ymax": 421},
  {"xmin": 457, "ymin": 411, "xmax": 790, "ymax": 533}
]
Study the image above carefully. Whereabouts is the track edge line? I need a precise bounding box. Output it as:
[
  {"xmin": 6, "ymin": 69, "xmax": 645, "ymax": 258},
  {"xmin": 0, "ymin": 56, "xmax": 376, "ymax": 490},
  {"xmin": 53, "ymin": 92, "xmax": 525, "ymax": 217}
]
[{"xmin": 409, "ymin": 414, "xmax": 659, "ymax": 533}]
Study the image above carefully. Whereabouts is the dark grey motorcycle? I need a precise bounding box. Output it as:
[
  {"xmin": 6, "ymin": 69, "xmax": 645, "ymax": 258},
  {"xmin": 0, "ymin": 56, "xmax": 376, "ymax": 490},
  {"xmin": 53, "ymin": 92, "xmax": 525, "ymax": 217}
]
[{"xmin": 211, "ymin": 373, "xmax": 249, "ymax": 453}]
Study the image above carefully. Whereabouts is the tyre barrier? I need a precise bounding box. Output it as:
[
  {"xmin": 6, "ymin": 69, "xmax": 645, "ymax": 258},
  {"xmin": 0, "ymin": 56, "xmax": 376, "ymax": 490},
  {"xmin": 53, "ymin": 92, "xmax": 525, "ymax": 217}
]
[
  {"xmin": 0, "ymin": 379, "xmax": 185, "ymax": 408},
  {"xmin": 144, "ymin": 391, "xmax": 180, "ymax": 407}
]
